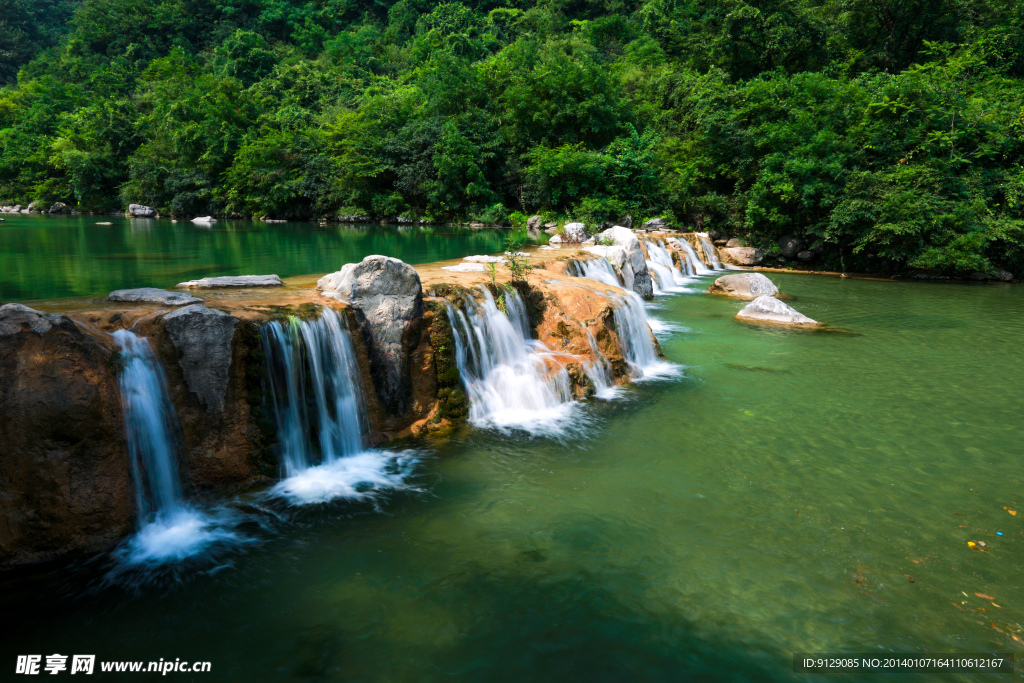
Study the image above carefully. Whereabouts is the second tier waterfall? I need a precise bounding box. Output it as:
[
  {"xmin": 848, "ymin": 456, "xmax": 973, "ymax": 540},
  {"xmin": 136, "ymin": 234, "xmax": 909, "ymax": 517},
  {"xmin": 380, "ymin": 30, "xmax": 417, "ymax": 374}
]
[{"xmin": 259, "ymin": 307, "xmax": 419, "ymax": 504}]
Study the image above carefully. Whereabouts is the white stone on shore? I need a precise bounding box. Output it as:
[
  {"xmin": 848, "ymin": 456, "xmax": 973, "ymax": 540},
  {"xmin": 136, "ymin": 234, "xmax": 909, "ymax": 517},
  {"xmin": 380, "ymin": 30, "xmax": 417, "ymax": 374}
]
[
  {"xmin": 109, "ymin": 288, "xmax": 204, "ymax": 305},
  {"xmin": 441, "ymin": 263, "xmax": 488, "ymax": 272},
  {"xmin": 463, "ymin": 255, "xmax": 505, "ymax": 263}
]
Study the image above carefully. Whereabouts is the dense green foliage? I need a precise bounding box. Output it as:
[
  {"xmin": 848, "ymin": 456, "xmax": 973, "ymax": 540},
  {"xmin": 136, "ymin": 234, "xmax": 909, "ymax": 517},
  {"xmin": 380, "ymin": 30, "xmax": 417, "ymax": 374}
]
[{"xmin": 1, "ymin": 0, "xmax": 1022, "ymax": 274}]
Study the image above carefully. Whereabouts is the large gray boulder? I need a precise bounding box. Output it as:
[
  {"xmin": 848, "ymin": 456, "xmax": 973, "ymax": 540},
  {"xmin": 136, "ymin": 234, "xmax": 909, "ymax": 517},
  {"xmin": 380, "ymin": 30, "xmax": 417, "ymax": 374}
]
[
  {"xmin": 707, "ymin": 273, "xmax": 779, "ymax": 300},
  {"xmin": 526, "ymin": 215, "xmax": 543, "ymax": 229},
  {"xmin": 778, "ymin": 235, "xmax": 803, "ymax": 258},
  {"xmin": 641, "ymin": 218, "xmax": 667, "ymax": 230},
  {"xmin": 48, "ymin": 202, "xmax": 69, "ymax": 214},
  {"xmin": 735, "ymin": 296, "xmax": 818, "ymax": 326},
  {"xmin": 595, "ymin": 226, "xmax": 653, "ymax": 299},
  {"xmin": 162, "ymin": 304, "xmax": 238, "ymax": 413},
  {"xmin": 561, "ymin": 222, "xmax": 587, "ymax": 243},
  {"xmin": 317, "ymin": 255, "xmax": 424, "ymax": 415},
  {"xmin": 109, "ymin": 288, "xmax": 203, "ymax": 306},
  {"xmin": 126, "ymin": 204, "xmax": 157, "ymax": 218},
  {"xmin": 0, "ymin": 303, "xmax": 77, "ymax": 336},
  {"xmin": 719, "ymin": 247, "xmax": 765, "ymax": 266},
  {"xmin": 176, "ymin": 275, "xmax": 282, "ymax": 289}
]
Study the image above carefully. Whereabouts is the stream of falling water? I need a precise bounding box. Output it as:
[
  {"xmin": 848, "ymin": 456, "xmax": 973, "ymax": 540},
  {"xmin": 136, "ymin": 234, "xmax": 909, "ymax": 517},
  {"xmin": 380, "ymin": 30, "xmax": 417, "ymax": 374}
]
[
  {"xmin": 259, "ymin": 307, "xmax": 419, "ymax": 504},
  {"xmin": 112, "ymin": 330, "xmax": 239, "ymax": 565}
]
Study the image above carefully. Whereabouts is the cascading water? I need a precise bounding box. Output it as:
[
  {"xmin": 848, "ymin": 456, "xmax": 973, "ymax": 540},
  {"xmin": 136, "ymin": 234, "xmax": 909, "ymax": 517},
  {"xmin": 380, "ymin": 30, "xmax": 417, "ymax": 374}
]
[
  {"xmin": 568, "ymin": 257, "xmax": 622, "ymax": 288},
  {"xmin": 644, "ymin": 240, "xmax": 692, "ymax": 294},
  {"xmin": 565, "ymin": 260, "xmax": 680, "ymax": 380},
  {"xmin": 260, "ymin": 307, "xmax": 418, "ymax": 504},
  {"xmin": 675, "ymin": 239, "xmax": 711, "ymax": 276},
  {"xmin": 113, "ymin": 330, "xmax": 237, "ymax": 565},
  {"xmin": 695, "ymin": 232, "xmax": 724, "ymax": 270},
  {"xmin": 446, "ymin": 287, "xmax": 576, "ymax": 435}
]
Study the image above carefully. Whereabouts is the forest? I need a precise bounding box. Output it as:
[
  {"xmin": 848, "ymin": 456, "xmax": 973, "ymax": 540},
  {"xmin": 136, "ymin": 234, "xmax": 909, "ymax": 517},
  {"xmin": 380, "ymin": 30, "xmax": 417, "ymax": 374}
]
[{"xmin": 0, "ymin": 0, "xmax": 1022, "ymax": 275}]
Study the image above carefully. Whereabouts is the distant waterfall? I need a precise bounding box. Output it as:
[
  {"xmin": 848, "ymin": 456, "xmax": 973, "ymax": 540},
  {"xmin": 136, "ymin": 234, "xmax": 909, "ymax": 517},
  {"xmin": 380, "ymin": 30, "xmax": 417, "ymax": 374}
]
[
  {"xmin": 446, "ymin": 287, "xmax": 580, "ymax": 435},
  {"xmin": 675, "ymin": 239, "xmax": 711, "ymax": 276},
  {"xmin": 644, "ymin": 241, "xmax": 691, "ymax": 293},
  {"xmin": 695, "ymin": 232, "xmax": 724, "ymax": 269},
  {"xmin": 260, "ymin": 307, "xmax": 417, "ymax": 504},
  {"xmin": 113, "ymin": 330, "xmax": 236, "ymax": 565},
  {"xmin": 568, "ymin": 257, "xmax": 622, "ymax": 288}
]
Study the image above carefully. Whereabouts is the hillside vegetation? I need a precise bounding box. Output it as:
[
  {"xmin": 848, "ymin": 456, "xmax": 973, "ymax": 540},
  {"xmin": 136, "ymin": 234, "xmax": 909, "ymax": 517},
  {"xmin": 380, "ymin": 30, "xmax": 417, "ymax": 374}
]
[{"xmin": 1, "ymin": 0, "xmax": 1022, "ymax": 274}]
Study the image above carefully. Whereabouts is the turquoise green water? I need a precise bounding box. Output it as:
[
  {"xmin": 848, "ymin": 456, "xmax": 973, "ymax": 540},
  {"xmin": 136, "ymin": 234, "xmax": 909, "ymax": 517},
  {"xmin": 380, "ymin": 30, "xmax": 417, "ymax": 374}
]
[
  {"xmin": 0, "ymin": 214, "xmax": 514, "ymax": 301},
  {"xmin": 2, "ymin": 273, "xmax": 1022, "ymax": 680}
]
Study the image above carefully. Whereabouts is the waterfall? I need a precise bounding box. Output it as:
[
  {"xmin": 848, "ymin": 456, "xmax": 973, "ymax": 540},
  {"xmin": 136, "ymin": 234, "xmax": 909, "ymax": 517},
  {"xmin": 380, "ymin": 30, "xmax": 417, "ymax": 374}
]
[
  {"xmin": 113, "ymin": 330, "xmax": 237, "ymax": 565},
  {"xmin": 568, "ymin": 257, "xmax": 622, "ymax": 288},
  {"xmin": 446, "ymin": 287, "xmax": 579, "ymax": 435},
  {"xmin": 644, "ymin": 240, "xmax": 692, "ymax": 293},
  {"xmin": 695, "ymin": 232, "xmax": 724, "ymax": 269},
  {"xmin": 566, "ymin": 263, "xmax": 679, "ymax": 380},
  {"xmin": 259, "ymin": 307, "xmax": 418, "ymax": 504},
  {"xmin": 674, "ymin": 239, "xmax": 711, "ymax": 276},
  {"xmin": 611, "ymin": 294, "xmax": 678, "ymax": 379}
]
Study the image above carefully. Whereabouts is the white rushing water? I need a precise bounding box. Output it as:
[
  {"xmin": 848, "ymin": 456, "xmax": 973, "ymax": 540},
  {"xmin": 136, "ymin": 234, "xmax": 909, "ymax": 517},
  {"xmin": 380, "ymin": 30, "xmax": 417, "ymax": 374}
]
[
  {"xmin": 113, "ymin": 330, "xmax": 239, "ymax": 565},
  {"xmin": 674, "ymin": 239, "xmax": 712, "ymax": 276},
  {"xmin": 446, "ymin": 287, "xmax": 579, "ymax": 435},
  {"xmin": 565, "ymin": 256, "xmax": 680, "ymax": 379},
  {"xmin": 260, "ymin": 307, "xmax": 419, "ymax": 504},
  {"xmin": 695, "ymin": 232, "xmax": 724, "ymax": 270},
  {"xmin": 644, "ymin": 240, "xmax": 694, "ymax": 294}
]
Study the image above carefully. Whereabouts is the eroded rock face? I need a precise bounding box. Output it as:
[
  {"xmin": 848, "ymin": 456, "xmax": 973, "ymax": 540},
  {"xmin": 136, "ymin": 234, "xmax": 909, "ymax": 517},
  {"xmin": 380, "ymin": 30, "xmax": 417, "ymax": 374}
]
[
  {"xmin": 162, "ymin": 304, "xmax": 239, "ymax": 413},
  {"xmin": 318, "ymin": 255, "xmax": 424, "ymax": 415},
  {"xmin": 707, "ymin": 273, "xmax": 779, "ymax": 300},
  {"xmin": 0, "ymin": 304, "xmax": 132, "ymax": 568},
  {"xmin": 719, "ymin": 247, "xmax": 765, "ymax": 266},
  {"xmin": 127, "ymin": 204, "xmax": 156, "ymax": 218},
  {"xmin": 109, "ymin": 288, "xmax": 203, "ymax": 306},
  {"xmin": 595, "ymin": 226, "xmax": 653, "ymax": 299},
  {"xmin": 736, "ymin": 295, "xmax": 818, "ymax": 326}
]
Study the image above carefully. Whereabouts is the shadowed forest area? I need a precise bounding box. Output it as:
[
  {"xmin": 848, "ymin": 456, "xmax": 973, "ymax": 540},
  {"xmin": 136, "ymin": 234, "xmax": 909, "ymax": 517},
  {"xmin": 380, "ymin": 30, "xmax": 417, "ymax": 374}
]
[{"xmin": 0, "ymin": 0, "xmax": 1022, "ymax": 275}]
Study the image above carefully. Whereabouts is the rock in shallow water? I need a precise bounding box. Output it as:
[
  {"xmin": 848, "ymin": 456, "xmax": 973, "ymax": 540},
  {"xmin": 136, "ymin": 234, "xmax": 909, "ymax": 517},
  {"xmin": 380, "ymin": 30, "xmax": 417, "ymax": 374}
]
[
  {"xmin": 317, "ymin": 255, "xmax": 423, "ymax": 415},
  {"xmin": 736, "ymin": 295, "xmax": 818, "ymax": 326},
  {"xmin": 176, "ymin": 275, "xmax": 282, "ymax": 289},
  {"xmin": 109, "ymin": 287, "xmax": 204, "ymax": 306},
  {"xmin": 162, "ymin": 304, "xmax": 239, "ymax": 413},
  {"xmin": 707, "ymin": 273, "xmax": 779, "ymax": 300}
]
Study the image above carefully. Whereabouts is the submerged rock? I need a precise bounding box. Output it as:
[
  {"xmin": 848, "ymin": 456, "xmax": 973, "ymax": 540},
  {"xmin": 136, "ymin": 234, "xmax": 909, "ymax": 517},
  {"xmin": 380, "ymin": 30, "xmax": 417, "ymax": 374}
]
[
  {"xmin": 109, "ymin": 287, "xmax": 204, "ymax": 306},
  {"xmin": 126, "ymin": 204, "xmax": 156, "ymax": 218},
  {"xmin": 163, "ymin": 304, "xmax": 239, "ymax": 413},
  {"xmin": 707, "ymin": 273, "xmax": 779, "ymax": 300},
  {"xmin": 719, "ymin": 247, "xmax": 765, "ymax": 266},
  {"xmin": 594, "ymin": 226, "xmax": 654, "ymax": 299},
  {"xmin": 0, "ymin": 304, "xmax": 132, "ymax": 568},
  {"xmin": 317, "ymin": 255, "xmax": 424, "ymax": 415},
  {"xmin": 176, "ymin": 275, "xmax": 282, "ymax": 289},
  {"xmin": 736, "ymin": 295, "xmax": 818, "ymax": 326}
]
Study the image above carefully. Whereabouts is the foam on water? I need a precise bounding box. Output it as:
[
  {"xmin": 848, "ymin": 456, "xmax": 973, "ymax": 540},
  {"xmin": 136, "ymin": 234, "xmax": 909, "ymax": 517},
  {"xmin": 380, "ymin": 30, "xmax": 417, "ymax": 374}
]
[
  {"xmin": 118, "ymin": 508, "xmax": 242, "ymax": 566},
  {"xmin": 271, "ymin": 451, "xmax": 421, "ymax": 505}
]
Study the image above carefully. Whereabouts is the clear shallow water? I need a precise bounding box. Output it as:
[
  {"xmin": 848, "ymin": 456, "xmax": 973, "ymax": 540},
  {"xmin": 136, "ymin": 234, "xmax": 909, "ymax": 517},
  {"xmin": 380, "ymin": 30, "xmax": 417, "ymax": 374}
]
[
  {"xmin": 0, "ymin": 214, "xmax": 514, "ymax": 301},
  {"xmin": 2, "ymin": 273, "xmax": 1023, "ymax": 681}
]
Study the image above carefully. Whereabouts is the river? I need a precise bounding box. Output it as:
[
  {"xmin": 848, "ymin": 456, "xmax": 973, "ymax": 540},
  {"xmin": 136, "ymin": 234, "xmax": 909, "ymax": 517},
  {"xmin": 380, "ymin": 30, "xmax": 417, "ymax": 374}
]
[{"xmin": 1, "ymin": 251, "xmax": 1021, "ymax": 680}]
